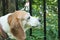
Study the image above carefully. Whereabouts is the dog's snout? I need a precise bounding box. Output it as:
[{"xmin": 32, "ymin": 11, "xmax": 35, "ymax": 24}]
[{"xmin": 38, "ymin": 19, "xmax": 41, "ymax": 22}]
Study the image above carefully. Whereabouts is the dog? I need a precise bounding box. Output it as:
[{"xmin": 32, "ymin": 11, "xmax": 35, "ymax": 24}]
[{"xmin": 0, "ymin": 10, "xmax": 40, "ymax": 40}]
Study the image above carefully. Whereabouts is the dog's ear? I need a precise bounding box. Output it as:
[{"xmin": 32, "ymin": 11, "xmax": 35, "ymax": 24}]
[{"xmin": 8, "ymin": 15, "xmax": 26, "ymax": 40}]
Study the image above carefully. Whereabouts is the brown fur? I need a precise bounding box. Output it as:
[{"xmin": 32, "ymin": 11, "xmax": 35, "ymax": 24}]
[{"xmin": 8, "ymin": 11, "xmax": 26, "ymax": 40}]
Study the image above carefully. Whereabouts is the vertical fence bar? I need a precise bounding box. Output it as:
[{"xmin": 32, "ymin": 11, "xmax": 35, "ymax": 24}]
[
  {"xmin": 2, "ymin": 0, "xmax": 6, "ymax": 15},
  {"xmin": 29, "ymin": 0, "xmax": 32, "ymax": 16},
  {"xmin": 29, "ymin": 0, "xmax": 32, "ymax": 36},
  {"xmin": 58, "ymin": 0, "xmax": 60, "ymax": 40},
  {"xmin": 2, "ymin": 0, "xmax": 8, "ymax": 15},
  {"xmin": 43, "ymin": 0, "xmax": 46, "ymax": 40},
  {"xmin": 15, "ymin": 0, "xmax": 19, "ymax": 10},
  {"xmin": 5, "ymin": 0, "xmax": 8, "ymax": 13}
]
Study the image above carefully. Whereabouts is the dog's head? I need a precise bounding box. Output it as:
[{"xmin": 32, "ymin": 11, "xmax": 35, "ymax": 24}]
[
  {"xmin": 13, "ymin": 10, "xmax": 40, "ymax": 27},
  {"xmin": 8, "ymin": 10, "xmax": 40, "ymax": 40}
]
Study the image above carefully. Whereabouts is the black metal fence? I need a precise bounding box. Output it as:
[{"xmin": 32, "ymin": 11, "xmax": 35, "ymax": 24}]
[
  {"xmin": 58, "ymin": 0, "xmax": 60, "ymax": 40},
  {"xmin": 0, "ymin": 0, "xmax": 59, "ymax": 40}
]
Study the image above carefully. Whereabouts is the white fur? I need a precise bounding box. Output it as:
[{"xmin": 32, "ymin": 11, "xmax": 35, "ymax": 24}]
[
  {"xmin": 0, "ymin": 13, "xmax": 16, "ymax": 39},
  {"xmin": 0, "ymin": 14, "xmax": 11, "ymax": 33},
  {"xmin": 27, "ymin": 16, "xmax": 40, "ymax": 26}
]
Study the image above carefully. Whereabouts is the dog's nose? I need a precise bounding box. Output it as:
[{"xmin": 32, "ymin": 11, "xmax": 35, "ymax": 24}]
[{"xmin": 38, "ymin": 19, "xmax": 41, "ymax": 22}]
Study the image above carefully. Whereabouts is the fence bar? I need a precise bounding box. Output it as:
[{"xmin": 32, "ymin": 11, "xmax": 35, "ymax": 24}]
[
  {"xmin": 15, "ymin": 0, "xmax": 19, "ymax": 10},
  {"xmin": 58, "ymin": 0, "xmax": 60, "ymax": 40},
  {"xmin": 2, "ymin": 0, "xmax": 6, "ymax": 15},
  {"xmin": 29, "ymin": 0, "xmax": 32, "ymax": 16},
  {"xmin": 29, "ymin": 0, "xmax": 32, "ymax": 36},
  {"xmin": 43, "ymin": 0, "xmax": 46, "ymax": 40}
]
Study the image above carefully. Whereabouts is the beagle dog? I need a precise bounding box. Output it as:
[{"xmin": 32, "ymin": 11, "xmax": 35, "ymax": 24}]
[{"xmin": 0, "ymin": 10, "xmax": 40, "ymax": 40}]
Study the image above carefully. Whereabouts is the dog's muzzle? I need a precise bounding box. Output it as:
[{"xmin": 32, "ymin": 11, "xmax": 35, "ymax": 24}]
[{"xmin": 27, "ymin": 17, "xmax": 41, "ymax": 27}]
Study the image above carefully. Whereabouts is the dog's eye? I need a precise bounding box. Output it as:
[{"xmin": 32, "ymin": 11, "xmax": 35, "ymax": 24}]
[{"xmin": 27, "ymin": 17, "xmax": 30, "ymax": 19}]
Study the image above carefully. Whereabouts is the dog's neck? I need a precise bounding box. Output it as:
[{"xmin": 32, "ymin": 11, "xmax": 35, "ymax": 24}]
[
  {"xmin": 0, "ymin": 14, "xmax": 11, "ymax": 33},
  {"xmin": 0, "ymin": 13, "xmax": 16, "ymax": 39}
]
